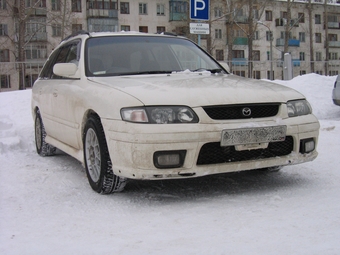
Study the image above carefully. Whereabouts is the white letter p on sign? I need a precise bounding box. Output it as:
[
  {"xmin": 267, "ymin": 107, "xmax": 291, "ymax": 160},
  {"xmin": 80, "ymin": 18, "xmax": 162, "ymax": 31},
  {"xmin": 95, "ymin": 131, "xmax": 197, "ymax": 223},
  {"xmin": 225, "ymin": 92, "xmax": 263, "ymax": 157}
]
[{"xmin": 194, "ymin": 0, "xmax": 205, "ymax": 17}]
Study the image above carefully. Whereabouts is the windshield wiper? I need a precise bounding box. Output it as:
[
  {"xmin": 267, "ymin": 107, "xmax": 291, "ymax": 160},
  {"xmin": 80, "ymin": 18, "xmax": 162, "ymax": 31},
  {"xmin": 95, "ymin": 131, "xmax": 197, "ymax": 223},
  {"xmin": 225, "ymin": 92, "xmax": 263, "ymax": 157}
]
[
  {"xmin": 192, "ymin": 68, "xmax": 223, "ymax": 73},
  {"xmin": 115, "ymin": 71, "xmax": 173, "ymax": 76}
]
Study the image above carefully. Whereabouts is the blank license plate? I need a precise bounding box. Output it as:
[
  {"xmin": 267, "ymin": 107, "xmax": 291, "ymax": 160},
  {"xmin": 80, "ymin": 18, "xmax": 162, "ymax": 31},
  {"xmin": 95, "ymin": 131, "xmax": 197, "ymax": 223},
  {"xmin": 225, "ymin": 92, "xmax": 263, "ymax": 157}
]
[{"xmin": 221, "ymin": 126, "xmax": 287, "ymax": 146}]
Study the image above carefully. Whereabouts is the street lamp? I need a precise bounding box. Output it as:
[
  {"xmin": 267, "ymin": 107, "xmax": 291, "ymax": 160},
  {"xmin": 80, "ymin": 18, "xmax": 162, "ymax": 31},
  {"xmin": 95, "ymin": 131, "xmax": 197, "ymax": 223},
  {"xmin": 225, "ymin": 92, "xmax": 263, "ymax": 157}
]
[{"xmin": 257, "ymin": 21, "xmax": 273, "ymax": 80}]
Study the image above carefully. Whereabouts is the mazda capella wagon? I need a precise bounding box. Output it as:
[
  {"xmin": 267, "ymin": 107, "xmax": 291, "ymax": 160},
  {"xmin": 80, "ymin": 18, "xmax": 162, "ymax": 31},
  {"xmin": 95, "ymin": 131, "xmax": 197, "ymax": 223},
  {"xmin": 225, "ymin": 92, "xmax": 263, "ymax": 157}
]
[{"xmin": 32, "ymin": 31, "xmax": 320, "ymax": 194}]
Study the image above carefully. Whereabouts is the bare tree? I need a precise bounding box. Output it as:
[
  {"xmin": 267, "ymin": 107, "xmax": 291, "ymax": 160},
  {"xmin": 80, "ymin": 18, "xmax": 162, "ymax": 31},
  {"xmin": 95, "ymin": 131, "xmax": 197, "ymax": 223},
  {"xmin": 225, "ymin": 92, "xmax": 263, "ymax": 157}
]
[{"xmin": 308, "ymin": 0, "xmax": 315, "ymax": 73}]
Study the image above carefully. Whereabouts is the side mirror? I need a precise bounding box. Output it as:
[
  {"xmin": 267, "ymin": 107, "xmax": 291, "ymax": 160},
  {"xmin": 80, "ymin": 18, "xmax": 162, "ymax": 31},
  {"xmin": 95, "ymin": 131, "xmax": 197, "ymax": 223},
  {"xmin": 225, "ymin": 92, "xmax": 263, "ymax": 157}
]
[
  {"xmin": 53, "ymin": 63, "xmax": 80, "ymax": 78},
  {"xmin": 218, "ymin": 61, "xmax": 230, "ymax": 73}
]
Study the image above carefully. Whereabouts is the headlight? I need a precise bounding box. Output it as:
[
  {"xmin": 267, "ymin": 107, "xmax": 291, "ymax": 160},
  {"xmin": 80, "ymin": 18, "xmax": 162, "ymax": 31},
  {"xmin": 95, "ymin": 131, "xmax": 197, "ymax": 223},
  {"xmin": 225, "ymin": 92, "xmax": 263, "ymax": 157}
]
[
  {"xmin": 121, "ymin": 106, "xmax": 199, "ymax": 124},
  {"xmin": 287, "ymin": 100, "xmax": 312, "ymax": 117}
]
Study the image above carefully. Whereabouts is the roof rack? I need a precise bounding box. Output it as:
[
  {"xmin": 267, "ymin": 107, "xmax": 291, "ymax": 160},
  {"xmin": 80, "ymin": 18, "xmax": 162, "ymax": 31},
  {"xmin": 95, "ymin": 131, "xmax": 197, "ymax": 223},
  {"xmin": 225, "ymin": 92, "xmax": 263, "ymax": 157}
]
[
  {"xmin": 62, "ymin": 30, "xmax": 90, "ymax": 42},
  {"xmin": 156, "ymin": 32, "xmax": 178, "ymax": 37}
]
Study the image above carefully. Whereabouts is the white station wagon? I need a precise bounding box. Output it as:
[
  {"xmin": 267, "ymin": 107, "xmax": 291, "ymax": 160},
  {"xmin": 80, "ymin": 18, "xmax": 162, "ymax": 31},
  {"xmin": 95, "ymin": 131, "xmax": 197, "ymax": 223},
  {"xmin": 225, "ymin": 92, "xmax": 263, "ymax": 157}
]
[{"xmin": 31, "ymin": 31, "xmax": 320, "ymax": 194}]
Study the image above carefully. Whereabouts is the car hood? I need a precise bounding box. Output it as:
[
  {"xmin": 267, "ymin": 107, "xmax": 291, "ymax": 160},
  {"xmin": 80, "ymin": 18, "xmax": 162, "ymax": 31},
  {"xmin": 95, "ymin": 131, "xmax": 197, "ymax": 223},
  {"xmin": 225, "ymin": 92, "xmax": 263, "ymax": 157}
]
[{"xmin": 88, "ymin": 73, "xmax": 305, "ymax": 107}]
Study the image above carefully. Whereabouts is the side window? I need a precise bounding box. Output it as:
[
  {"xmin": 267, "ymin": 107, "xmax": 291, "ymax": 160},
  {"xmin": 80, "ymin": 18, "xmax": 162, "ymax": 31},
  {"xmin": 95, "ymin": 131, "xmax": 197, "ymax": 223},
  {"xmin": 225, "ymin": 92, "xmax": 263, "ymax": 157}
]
[{"xmin": 40, "ymin": 40, "xmax": 81, "ymax": 79}]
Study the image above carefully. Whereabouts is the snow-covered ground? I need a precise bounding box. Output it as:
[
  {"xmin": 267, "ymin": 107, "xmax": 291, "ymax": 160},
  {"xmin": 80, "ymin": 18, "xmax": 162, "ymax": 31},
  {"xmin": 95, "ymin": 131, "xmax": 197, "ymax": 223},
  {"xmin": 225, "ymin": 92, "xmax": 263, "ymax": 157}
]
[{"xmin": 1, "ymin": 73, "xmax": 339, "ymax": 255}]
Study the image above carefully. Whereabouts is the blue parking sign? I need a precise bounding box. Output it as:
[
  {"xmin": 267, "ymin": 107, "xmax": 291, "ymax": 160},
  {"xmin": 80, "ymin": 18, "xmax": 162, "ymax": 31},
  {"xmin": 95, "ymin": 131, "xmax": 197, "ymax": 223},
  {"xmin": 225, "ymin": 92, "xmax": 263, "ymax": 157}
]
[{"xmin": 190, "ymin": 0, "xmax": 209, "ymax": 20}]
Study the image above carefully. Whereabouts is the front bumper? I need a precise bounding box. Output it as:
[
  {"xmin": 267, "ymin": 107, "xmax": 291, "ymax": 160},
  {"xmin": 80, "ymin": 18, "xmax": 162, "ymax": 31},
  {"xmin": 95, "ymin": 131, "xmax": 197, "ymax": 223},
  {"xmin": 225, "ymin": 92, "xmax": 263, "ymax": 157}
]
[{"xmin": 102, "ymin": 115, "xmax": 319, "ymax": 180}]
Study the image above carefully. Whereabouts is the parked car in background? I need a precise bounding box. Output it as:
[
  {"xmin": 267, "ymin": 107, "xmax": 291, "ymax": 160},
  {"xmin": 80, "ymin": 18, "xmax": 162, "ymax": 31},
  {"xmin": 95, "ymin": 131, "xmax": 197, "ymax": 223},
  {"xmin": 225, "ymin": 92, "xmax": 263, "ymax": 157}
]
[
  {"xmin": 333, "ymin": 75, "xmax": 340, "ymax": 106},
  {"xmin": 31, "ymin": 31, "xmax": 320, "ymax": 194}
]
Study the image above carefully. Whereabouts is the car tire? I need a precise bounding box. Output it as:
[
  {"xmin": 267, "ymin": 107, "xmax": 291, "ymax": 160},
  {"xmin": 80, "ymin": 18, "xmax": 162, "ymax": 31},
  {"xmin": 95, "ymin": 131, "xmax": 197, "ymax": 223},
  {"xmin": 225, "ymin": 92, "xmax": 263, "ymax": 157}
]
[
  {"xmin": 83, "ymin": 115, "xmax": 126, "ymax": 194},
  {"xmin": 35, "ymin": 109, "xmax": 56, "ymax": 156},
  {"xmin": 261, "ymin": 166, "xmax": 283, "ymax": 172}
]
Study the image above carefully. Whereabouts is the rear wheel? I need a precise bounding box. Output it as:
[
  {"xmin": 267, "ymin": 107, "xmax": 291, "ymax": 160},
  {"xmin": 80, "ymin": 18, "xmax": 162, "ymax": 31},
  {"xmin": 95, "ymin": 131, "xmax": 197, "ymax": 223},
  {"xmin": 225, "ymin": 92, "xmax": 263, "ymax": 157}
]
[
  {"xmin": 83, "ymin": 115, "xmax": 126, "ymax": 194},
  {"xmin": 259, "ymin": 166, "xmax": 283, "ymax": 172},
  {"xmin": 35, "ymin": 109, "xmax": 56, "ymax": 156}
]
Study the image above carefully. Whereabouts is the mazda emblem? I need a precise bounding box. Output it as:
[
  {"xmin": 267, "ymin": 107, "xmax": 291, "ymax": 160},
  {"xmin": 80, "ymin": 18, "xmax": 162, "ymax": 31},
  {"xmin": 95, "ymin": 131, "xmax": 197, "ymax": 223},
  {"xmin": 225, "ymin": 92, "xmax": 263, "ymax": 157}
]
[{"xmin": 242, "ymin": 107, "xmax": 251, "ymax": 117}]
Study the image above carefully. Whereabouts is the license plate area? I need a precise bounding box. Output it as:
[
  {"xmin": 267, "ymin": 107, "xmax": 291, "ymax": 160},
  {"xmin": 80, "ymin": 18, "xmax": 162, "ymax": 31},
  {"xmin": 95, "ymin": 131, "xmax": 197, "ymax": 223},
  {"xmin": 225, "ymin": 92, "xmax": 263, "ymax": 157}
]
[{"xmin": 221, "ymin": 126, "xmax": 287, "ymax": 147}]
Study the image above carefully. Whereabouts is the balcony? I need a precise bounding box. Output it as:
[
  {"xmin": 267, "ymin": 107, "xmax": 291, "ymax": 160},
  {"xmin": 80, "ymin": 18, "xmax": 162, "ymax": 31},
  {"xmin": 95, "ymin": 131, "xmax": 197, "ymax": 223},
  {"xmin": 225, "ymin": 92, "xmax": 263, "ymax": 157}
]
[
  {"xmin": 329, "ymin": 41, "xmax": 340, "ymax": 47},
  {"xmin": 87, "ymin": 9, "xmax": 118, "ymax": 18},
  {"xmin": 25, "ymin": 8, "xmax": 47, "ymax": 16},
  {"xmin": 327, "ymin": 22, "xmax": 340, "ymax": 29},
  {"xmin": 233, "ymin": 37, "xmax": 248, "ymax": 45},
  {"xmin": 169, "ymin": 12, "xmax": 188, "ymax": 21},
  {"xmin": 232, "ymin": 58, "xmax": 248, "ymax": 66},
  {"xmin": 226, "ymin": 16, "xmax": 248, "ymax": 24},
  {"xmin": 276, "ymin": 38, "xmax": 300, "ymax": 47},
  {"xmin": 275, "ymin": 18, "xmax": 299, "ymax": 27},
  {"xmin": 26, "ymin": 32, "xmax": 47, "ymax": 42},
  {"xmin": 277, "ymin": 59, "xmax": 300, "ymax": 67}
]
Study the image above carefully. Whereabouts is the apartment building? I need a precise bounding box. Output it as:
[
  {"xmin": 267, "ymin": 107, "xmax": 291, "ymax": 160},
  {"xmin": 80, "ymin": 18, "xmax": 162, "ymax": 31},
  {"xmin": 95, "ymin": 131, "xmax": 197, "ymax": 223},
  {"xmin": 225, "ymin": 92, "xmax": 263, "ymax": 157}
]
[{"xmin": 0, "ymin": 0, "xmax": 340, "ymax": 91}]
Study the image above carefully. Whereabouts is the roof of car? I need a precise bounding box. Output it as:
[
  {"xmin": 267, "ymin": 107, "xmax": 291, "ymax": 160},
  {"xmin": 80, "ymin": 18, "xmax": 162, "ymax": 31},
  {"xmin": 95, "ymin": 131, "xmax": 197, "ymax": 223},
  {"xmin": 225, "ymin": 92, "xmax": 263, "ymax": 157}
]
[{"xmin": 61, "ymin": 30, "xmax": 181, "ymax": 43}]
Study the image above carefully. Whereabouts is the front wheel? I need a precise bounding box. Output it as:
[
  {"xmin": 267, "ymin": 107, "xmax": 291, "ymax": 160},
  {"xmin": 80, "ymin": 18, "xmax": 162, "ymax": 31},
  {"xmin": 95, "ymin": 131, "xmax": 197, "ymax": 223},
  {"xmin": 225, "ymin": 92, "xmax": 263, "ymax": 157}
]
[
  {"xmin": 83, "ymin": 115, "xmax": 126, "ymax": 194},
  {"xmin": 35, "ymin": 109, "xmax": 56, "ymax": 156}
]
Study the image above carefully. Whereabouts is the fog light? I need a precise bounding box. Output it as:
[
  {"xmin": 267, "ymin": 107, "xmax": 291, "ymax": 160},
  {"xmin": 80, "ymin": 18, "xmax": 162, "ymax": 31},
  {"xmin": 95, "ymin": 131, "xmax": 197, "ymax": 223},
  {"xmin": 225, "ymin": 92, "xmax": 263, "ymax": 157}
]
[
  {"xmin": 154, "ymin": 150, "xmax": 186, "ymax": 169},
  {"xmin": 300, "ymin": 138, "xmax": 315, "ymax": 154}
]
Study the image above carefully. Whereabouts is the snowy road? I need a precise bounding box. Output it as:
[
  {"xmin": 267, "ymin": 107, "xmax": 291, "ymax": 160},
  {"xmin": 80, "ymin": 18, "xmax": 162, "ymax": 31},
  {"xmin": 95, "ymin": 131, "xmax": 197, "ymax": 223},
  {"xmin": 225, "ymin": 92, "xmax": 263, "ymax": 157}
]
[{"xmin": 1, "ymin": 74, "xmax": 340, "ymax": 255}]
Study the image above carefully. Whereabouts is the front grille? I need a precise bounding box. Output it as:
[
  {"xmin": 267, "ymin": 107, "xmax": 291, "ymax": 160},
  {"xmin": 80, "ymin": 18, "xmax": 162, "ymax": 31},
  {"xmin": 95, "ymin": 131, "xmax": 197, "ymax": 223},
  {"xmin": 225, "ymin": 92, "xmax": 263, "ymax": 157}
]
[
  {"xmin": 197, "ymin": 136, "xmax": 293, "ymax": 165},
  {"xmin": 203, "ymin": 103, "xmax": 280, "ymax": 120}
]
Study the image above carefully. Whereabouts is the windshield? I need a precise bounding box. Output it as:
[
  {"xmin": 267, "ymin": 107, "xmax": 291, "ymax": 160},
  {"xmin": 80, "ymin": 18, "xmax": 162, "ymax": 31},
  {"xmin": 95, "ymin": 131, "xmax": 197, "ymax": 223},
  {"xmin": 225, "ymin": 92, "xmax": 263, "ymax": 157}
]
[{"xmin": 85, "ymin": 35, "xmax": 225, "ymax": 77}]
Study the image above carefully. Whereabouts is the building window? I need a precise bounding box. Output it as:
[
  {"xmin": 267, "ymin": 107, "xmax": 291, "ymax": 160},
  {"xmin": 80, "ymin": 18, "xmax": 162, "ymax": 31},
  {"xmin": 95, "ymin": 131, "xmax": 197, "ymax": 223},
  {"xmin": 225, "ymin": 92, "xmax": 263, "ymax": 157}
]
[
  {"xmin": 171, "ymin": 1, "xmax": 187, "ymax": 13},
  {"xmin": 88, "ymin": 0, "xmax": 117, "ymax": 9},
  {"xmin": 26, "ymin": 0, "xmax": 46, "ymax": 7},
  {"xmin": 157, "ymin": 4, "xmax": 165, "ymax": 15},
  {"xmin": 299, "ymin": 32, "xmax": 305, "ymax": 42},
  {"xmin": 0, "ymin": 49, "xmax": 9, "ymax": 62},
  {"xmin": 329, "ymin": 70, "xmax": 339, "ymax": 76},
  {"xmin": 253, "ymin": 50, "xmax": 260, "ymax": 61},
  {"xmin": 139, "ymin": 3, "xmax": 147, "ymax": 15},
  {"xmin": 51, "ymin": 0, "xmax": 60, "ymax": 11},
  {"xmin": 253, "ymin": 31, "xmax": 259, "ymax": 40},
  {"xmin": 316, "ymin": 70, "xmax": 323, "ymax": 75},
  {"xmin": 299, "ymin": 52, "xmax": 305, "ymax": 61},
  {"xmin": 214, "ymin": 7, "xmax": 222, "ymax": 18},
  {"xmin": 267, "ymin": 70, "xmax": 274, "ymax": 80},
  {"xmin": 0, "ymin": 75, "xmax": 10, "ymax": 88},
  {"xmin": 328, "ymin": 15, "xmax": 338, "ymax": 23},
  {"xmin": 139, "ymin": 26, "xmax": 148, "ymax": 33},
  {"xmin": 233, "ymin": 71, "xmax": 245, "ymax": 77},
  {"xmin": 267, "ymin": 51, "xmax": 270, "ymax": 60},
  {"xmin": 300, "ymin": 70, "xmax": 306, "ymax": 75},
  {"xmin": 298, "ymin": 13, "xmax": 305, "ymax": 23},
  {"xmin": 52, "ymin": 24, "xmax": 61, "ymax": 36},
  {"xmin": 265, "ymin": 10, "xmax": 272, "ymax": 21},
  {"xmin": 266, "ymin": 31, "xmax": 271, "ymax": 41},
  {"xmin": 72, "ymin": 0, "xmax": 81, "ymax": 12},
  {"xmin": 253, "ymin": 70, "xmax": 261, "ymax": 79},
  {"xmin": 329, "ymin": 52, "xmax": 338, "ymax": 60},
  {"xmin": 157, "ymin": 26, "xmax": 165, "ymax": 33},
  {"xmin": 25, "ymin": 74, "xmax": 38, "ymax": 88},
  {"xmin": 315, "ymin": 14, "xmax": 321, "ymax": 24},
  {"xmin": 329, "ymin": 34, "xmax": 338, "ymax": 41},
  {"xmin": 232, "ymin": 50, "xmax": 244, "ymax": 59},
  {"xmin": 175, "ymin": 26, "xmax": 187, "ymax": 36},
  {"xmin": 72, "ymin": 24, "xmax": 82, "ymax": 33},
  {"xmin": 25, "ymin": 45, "xmax": 47, "ymax": 60},
  {"xmin": 316, "ymin": 52, "xmax": 322, "ymax": 61},
  {"xmin": 0, "ymin": 0, "xmax": 7, "ymax": 9},
  {"xmin": 0, "ymin": 24, "xmax": 8, "ymax": 36},
  {"xmin": 253, "ymin": 9, "xmax": 259, "ymax": 20},
  {"xmin": 120, "ymin": 2, "xmax": 129, "ymax": 14},
  {"xmin": 215, "ymin": 29, "xmax": 222, "ymax": 39},
  {"xmin": 121, "ymin": 25, "xmax": 130, "ymax": 31},
  {"xmin": 315, "ymin": 33, "xmax": 322, "ymax": 43},
  {"xmin": 216, "ymin": 50, "xmax": 224, "ymax": 61}
]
